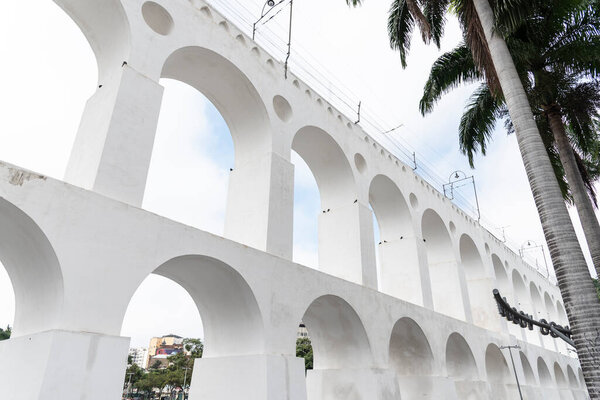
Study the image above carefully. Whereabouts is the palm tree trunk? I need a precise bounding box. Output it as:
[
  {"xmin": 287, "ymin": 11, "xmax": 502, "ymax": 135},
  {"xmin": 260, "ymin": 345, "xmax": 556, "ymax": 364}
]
[
  {"xmin": 472, "ymin": 0, "xmax": 600, "ymax": 396},
  {"xmin": 546, "ymin": 106, "xmax": 600, "ymax": 277}
]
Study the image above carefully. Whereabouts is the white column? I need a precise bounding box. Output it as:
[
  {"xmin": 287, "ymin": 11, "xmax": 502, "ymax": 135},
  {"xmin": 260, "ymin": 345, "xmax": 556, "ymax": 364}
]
[
  {"xmin": 224, "ymin": 152, "xmax": 294, "ymax": 259},
  {"xmin": 379, "ymin": 235, "xmax": 433, "ymax": 307},
  {"xmin": 0, "ymin": 330, "xmax": 129, "ymax": 400},
  {"xmin": 189, "ymin": 355, "xmax": 306, "ymax": 400},
  {"xmin": 318, "ymin": 201, "xmax": 377, "ymax": 288},
  {"xmin": 65, "ymin": 65, "xmax": 163, "ymax": 206}
]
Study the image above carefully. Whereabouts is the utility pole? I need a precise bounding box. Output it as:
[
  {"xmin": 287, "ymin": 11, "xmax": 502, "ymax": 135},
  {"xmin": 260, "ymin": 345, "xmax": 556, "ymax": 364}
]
[
  {"xmin": 126, "ymin": 372, "xmax": 134, "ymax": 400},
  {"xmin": 182, "ymin": 367, "xmax": 191, "ymax": 399},
  {"xmin": 500, "ymin": 345, "xmax": 523, "ymax": 400}
]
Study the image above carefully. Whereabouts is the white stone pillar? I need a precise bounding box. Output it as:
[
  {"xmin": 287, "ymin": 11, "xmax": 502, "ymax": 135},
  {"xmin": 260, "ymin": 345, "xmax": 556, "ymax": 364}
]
[
  {"xmin": 317, "ymin": 201, "xmax": 377, "ymax": 288},
  {"xmin": 224, "ymin": 152, "xmax": 294, "ymax": 259},
  {"xmin": 0, "ymin": 330, "xmax": 129, "ymax": 400},
  {"xmin": 65, "ymin": 65, "xmax": 163, "ymax": 206},
  {"xmin": 306, "ymin": 368, "xmax": 400, "ymax": 400},
  {"xmin": 189, "ymin": 355, "xmax": 306, "ymax": 400},
  {"xmin": 379, "ymin": 235, "xmax": 433, "ymax": 307}
]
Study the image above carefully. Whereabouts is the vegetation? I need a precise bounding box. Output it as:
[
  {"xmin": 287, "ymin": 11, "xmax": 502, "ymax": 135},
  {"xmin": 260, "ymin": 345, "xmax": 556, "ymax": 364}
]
[
  {"xmin": 124, "ymin": 338, "xmax": 203, "ymax": 400},
  {"xmin": 419, "ymin": 1, "xmax": 600, "ymax": 274},
  {"xmin": 0, "ymin": 325, "xmax": 10, "ymax": 341},
  {"xmin": 296, "ymin": 337, "xmax": 313, "ymax": 371}
]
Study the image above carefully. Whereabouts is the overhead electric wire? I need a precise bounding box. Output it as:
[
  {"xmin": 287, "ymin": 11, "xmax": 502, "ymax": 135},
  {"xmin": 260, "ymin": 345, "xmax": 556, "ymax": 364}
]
[{"xmin": 203, "ymin": 0, "xmax": 555, "ymax": 282}]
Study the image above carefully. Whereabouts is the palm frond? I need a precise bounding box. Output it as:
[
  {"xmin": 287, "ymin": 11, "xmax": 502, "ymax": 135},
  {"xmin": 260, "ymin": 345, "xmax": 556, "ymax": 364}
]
[
  {"xmin": 420, "ymin": 44, "xmax": 481, "ymax": 115},
  {"xmin": 459, "ymin": 84, "xmax": 504, "ymax": 167}
]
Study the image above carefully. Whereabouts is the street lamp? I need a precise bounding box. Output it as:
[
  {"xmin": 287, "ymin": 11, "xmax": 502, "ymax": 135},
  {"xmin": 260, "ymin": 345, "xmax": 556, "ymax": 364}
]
[{"xmin": 500, "ymin": 345, "xmax": 523, "ymax": 400}]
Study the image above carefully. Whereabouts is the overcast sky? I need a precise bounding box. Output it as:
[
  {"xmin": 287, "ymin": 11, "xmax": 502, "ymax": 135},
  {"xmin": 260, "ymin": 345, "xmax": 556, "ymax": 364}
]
[{"xmin": 0, "ymin": 0, "xmax": 597, "ymax": 348}]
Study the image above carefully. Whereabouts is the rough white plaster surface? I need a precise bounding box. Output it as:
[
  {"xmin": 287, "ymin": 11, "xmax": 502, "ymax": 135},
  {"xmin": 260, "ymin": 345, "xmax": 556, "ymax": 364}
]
[{"xmin": 0, "ymin": 0, "xmax": 589, "ymax": 398}]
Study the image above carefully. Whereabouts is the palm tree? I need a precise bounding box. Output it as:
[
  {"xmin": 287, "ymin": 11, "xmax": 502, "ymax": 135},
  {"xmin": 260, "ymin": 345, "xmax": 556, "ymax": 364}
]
[
  {"xmin": 419, "ymin": 5, "xmax": 600, "ymax": 274},
  {"xmin": 346, "ymin": 0, "xmax": 600, "ymax": 395}
]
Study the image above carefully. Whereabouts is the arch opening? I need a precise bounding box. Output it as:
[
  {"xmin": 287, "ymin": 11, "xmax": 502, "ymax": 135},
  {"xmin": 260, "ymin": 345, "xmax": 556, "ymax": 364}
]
[
  {"xmin": 369, "ymin": 175, "xmax": 420, "ymax": 303},
  {"xmin": 519, "ymin": 352, "xmax": 536, "ymax": 386},
  {"xmin": 446, "ymin": 333, "xmax": 481, "ymax": 398},
  {"xmin": 460, "ymin": 235, "xmax": 496, "ymax": 330},
  {"xmin": 143, "ymin": 78, "xmax": 233, "ymax": 236},
  {"xmin": 160, "ymin": 46, "xmax": 270, "ymax": 165},
  {"xmin": 422, "ymin": 210, "xmax": 465, "ymax": 320},
  {"xmin": 389, "ymin": 318, "xmax": 435, "ymax": 398},
  {"xmin": 0, "ymin": 198, "xmax": 64, "ymax": 337},
  {"xmin": 121, "ymin": 255, "xmax": 264, "ymax": 397},
  {"xmin": 300, "ymin": 295, "xmax": 372, "ymax": 370},
  {"xmin": 512, "ymin": 271, "xmax": 538, "ymax": 344},
  {"xmin": 291, "ymin": 127, "xmax": 363, "ymax": 283},
  {"xmin": 537, "ymin": 357, "xmax": 553, "ymax": 386},
  {"xmin": 485, "ymin": 344, "xmax": 511, "ymax": 399}
]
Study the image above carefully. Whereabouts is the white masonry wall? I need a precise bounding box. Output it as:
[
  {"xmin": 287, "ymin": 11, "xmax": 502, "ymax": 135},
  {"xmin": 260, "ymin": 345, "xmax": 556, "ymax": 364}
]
[{"xmin": 0, "ymin": 0, "xmax": 588, "ymax": 399}]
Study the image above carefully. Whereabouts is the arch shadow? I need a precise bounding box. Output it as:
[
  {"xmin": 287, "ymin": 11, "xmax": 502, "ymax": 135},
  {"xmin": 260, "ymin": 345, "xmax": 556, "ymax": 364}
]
[
  {"xmin": 0, "ymin": 198, "xmax": 64, "ymax": 337},
  {"xmin": 125, "ymin": 255, "xmax": 265, "ymax": 358},
  {"xmin": 389, "ymin": 317, "xmax": 435, "ymax": 398}
]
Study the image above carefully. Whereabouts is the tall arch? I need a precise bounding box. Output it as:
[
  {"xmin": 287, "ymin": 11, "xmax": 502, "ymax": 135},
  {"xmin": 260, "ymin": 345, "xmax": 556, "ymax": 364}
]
[
  {"xmin": 537, "ymin": 357, "xmax": 554, "ymax": 386},
  {"xmin": 460, "ymin": 235, "xmax": 496, "ymax": 330},
  {"xmin": 554, "ymin": 363, "xmax": 573, "ymax": 400},
  {"xmin": 446, "ymin": 333, "xmax": 480, "ymax": 398},
  {"xmin": 485, "ymin": 344, "xmax": 511, "ymax": 399},
  {"xmin": 567, "ymin": 366, "xmax": 578, "ymax": 389},
  {"xmin": 292, "ymin": 127, "xmax": 369, "ymax": 285},
  {"xmin": 0, "ymin": 198, "xmax": 64, "ymax": 337},
  {"xmin": 512, "ymin": 271, "xmax": 537, "ymax": 344},
  {"xmin": 159, "ymin": 46, "xmax": 288, "ymax": 257},
  {"xmin": 161, "ymin": 46, "xmax": 271, "ymax": 165},
  {"xmin": 389, "ymin": 318, "xmax": 435, "ymax": 398},
  {"xmin": 519, "ymin": 352, "xmax": 537, "ymax": 386},
  {"xmin": 55, "ymin": 0, "xmax": 130, "ymax": 84},
  {"xmin": 422, "ymin": 210, "xmax": 465, "ymax": 320},
  {"xmin": 369, "ymin": 175, "xmax": 421, "ymax": 303},
  {"xmin": 492, "ymin": 255, "xmax": 510, "ymax": 296}
]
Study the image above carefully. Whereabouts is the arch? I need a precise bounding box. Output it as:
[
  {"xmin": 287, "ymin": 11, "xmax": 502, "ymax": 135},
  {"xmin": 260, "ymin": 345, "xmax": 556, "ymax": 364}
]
[
  {"xmin": 389, "ymin": 318, "xmax": 435, "ymax": 398},
  {"xmin": 578, "ymin": 368, "xmax": 584, "ymax": 388},
  {"xmin": 512, "ymin": 271, "xmax": 537, "ymax": 344},
  {"xmin": 519, "ymin": 352, "xmax": 536, "ymax": 386},
  {"xmin": 530, "ymin": 282, "xmax": 544, "ymax": 318},
  {"xmin": 0, "ymin": 198, "xmax": 64, "ymax": 337},
  {"xmin": 292, "ymin": 127, "xmax": 364, "ymax": 283},
  {"xmin": 445, "ymin": 333, "xmax": 478, "ymax": 380},
  {"xmin": 55, "ymin": 0, "xmax": 130, "ymax": 84},
  {"xmin": 485, "ymin": 344, "xmax": 510, "ymax": 384},
  {"xmin": 292, "ymin": 126, "xmax": 356, "ymax": 209},
  {"xmin": 554, "ymin": 363, "xmax": 568, "ymax": 388},
  {"xmin": 537, "ymin": 357, "xmax": 553, "ymax": 386},
  {"xmin": 492, "ymin": 254, "xmax": 510, "ymax": 295},
  {"xmin": 301, "ymin": 295, "xmax": 372, "ymax": 370},
  {"xmin": 369, "ymin": 175, "xmax": 412, "ymax": 239},
  {"xmin": 422, "ymin": 210, "xmax": 465, "ymax": 320},
  {"xmin": 545, "ymin": 292, "xmax": 558, "ymax": 321},
  {"xmin": 567, "ymin": 366, "xmax": 578, "ymax": 389},
  {"xmin": 161, "ymin": 46, "xmax": 271, "ymax": 166},
  {"xmin": 369, "ymin": 175, "xmax": 420, "ymax": 303},
  {"xmin": 557, "ymin": 301, "xmax": 568, "ymax": 325},
  {"xmin": 460, "ymin": 235, "xmax": 495, "ymax": 330},
  {"xmin": 125, "ymin": 255, "xmax": 264, "ymax": 358}
]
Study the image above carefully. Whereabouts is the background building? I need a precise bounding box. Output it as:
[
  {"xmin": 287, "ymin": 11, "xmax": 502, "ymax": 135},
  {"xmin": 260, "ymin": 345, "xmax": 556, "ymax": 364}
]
[
  {"xmin": 128, "ymin": 347, "xmax": 148, "ymax": 370},
  {"xmin": 146, "ymin": 334, "xmax": 184, "ymax": 369}
]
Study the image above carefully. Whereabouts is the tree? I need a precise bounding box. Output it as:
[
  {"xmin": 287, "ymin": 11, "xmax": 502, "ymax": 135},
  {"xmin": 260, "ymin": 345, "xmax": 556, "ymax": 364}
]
[
  {"xmin": 419, "ymin": 2, "xmax": 600, "ymax": 277},
  {"xmin": 0, "ymin": 325, "xmax": 11, "ymax": 341},
  {"xmin": 296, "ymin": 337, "xmax": 313, "ymax": 371},
  {"xmin": 346, "ymin": 0, "xmax": 600, "ymax": 395}
]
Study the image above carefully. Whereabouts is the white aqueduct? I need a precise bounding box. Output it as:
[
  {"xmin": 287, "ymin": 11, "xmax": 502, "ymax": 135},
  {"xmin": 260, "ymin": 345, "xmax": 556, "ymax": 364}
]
[{"xmin": 0, "ymin": 0, "xmax": 590, "ymax": 399}]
